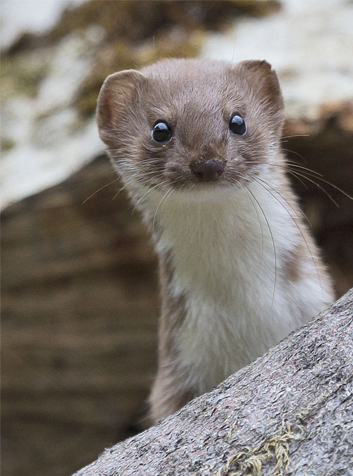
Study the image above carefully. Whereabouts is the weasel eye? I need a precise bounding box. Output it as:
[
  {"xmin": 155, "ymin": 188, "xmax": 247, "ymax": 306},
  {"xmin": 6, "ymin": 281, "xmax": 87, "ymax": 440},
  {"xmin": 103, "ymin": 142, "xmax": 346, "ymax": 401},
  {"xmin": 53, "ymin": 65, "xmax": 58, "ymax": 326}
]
[
  {"xmin": 229, "ymin": 114, "xmax": 247, "ymax": 136},
  {"xmin": 151, "ymin": 121, "xmax": 172, "ymax": 144}
]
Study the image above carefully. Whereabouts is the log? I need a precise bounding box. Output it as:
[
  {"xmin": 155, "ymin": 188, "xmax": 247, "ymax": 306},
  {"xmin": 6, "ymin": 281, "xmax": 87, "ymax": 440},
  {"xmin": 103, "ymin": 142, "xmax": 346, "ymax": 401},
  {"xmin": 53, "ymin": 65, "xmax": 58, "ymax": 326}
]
[{"xmin": 74, "ymin": 288, "xmax": 353, "ymax": 476}]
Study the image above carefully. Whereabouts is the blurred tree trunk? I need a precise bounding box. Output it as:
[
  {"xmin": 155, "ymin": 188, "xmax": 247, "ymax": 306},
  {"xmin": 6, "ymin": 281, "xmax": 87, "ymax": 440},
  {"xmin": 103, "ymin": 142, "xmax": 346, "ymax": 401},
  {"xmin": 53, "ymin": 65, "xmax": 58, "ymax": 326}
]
[{"xmin": 74, "ymin": 289, "xmax": 353, "ymax": 476}]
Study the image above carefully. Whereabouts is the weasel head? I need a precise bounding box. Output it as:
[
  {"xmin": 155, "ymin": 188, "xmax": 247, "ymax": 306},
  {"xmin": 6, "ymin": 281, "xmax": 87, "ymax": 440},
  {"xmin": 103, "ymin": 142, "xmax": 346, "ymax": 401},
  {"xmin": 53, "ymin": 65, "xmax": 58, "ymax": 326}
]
[{"xmin": 97, "ymin": 58, "xmax": 284, "ymax": 200}]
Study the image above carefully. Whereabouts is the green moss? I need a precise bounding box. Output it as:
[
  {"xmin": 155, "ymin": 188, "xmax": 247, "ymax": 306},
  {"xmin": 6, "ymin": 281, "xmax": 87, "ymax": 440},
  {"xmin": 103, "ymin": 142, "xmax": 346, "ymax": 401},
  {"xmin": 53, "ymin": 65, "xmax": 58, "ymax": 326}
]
[
  {"xmin": 229, "ymin": 0, "xmax": 281, "ymax": 18},
  {"xmin": 1, "ymin": 137, "xmax": 16, "ymax": 153},
  {"xmin": 0, "ymin": 54, "xmax": 48, "ymax": 98},
  {"xmin": 4, "ymin": 0, "xmax": 280, "ymax": 117},
  {"xmin": 49, "ymin": 0, "xmax": 279, "ymax": 118},
  {"xmin": 47, "ymin": 0, "xmax": 280, "ymax": 43},
  {"xmin": 74, "ymin": 30, "xmax": 204, "ymax": 117}
]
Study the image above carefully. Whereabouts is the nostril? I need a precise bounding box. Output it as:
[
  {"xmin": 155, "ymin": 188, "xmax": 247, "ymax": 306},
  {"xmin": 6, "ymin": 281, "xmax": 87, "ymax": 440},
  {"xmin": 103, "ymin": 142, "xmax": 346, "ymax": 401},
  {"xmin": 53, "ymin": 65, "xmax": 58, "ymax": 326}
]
[{"xmin": 189, "ymin": 159, "xmax": 225, "ymax": 182}]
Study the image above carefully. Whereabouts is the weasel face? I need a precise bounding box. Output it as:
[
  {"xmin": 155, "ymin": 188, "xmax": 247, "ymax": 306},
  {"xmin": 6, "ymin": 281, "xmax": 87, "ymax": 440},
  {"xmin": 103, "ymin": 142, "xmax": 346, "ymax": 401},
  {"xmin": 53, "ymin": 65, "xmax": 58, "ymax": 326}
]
[{"xmin": 97, "ymin": 58, "xmax": 284, "ymax": 197}]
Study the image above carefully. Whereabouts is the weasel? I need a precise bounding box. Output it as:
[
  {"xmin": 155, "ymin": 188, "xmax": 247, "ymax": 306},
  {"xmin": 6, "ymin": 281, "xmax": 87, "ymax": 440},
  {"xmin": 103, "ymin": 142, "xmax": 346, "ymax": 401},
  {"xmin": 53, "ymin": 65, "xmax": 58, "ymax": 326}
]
[{"xmin": 97, "ymin": 58, "xmax": 334, "ymax": 423}]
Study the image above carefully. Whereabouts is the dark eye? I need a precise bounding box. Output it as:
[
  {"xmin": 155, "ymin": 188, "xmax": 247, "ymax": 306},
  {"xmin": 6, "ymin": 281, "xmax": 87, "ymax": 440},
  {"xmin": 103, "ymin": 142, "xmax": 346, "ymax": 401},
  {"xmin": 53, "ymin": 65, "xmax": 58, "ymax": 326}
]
[
  {"xmin": 229, "ymin": 114, "xmax": 247, "ymax": 136},
  {"xmin": 151, "ymin": 121, "xmax": 172, "ymax": 144}
]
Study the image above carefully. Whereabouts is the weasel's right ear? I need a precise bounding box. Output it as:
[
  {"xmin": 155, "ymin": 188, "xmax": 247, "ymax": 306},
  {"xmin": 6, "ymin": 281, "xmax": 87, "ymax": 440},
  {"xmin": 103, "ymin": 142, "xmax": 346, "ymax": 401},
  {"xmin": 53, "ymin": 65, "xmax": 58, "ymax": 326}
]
[
  {"xmin": 235, "ymin": 60, "xmax": 284, "ymax": 115},
  {"xmin": 97, "ymin": 69, "xmax": 146, "ymax": 146}
]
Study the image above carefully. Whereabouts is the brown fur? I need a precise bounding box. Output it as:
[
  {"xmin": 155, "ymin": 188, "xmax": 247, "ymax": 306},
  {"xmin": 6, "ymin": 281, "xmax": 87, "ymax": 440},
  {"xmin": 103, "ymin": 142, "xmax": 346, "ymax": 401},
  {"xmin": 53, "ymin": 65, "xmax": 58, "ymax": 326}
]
[
  {"xmin": 97, "ymin": 58, "xmax": 284, "ymax": 194},
  {"xmin": 283, "ymin": 246, "xmax": 302, "ymax": 282},
  {"xmin": 96, "ymin": 58, "xmax": 334, "ymax": 424},
  {"xmin": 148, "ymin": 251, "xmax": 193, "ymax": 421}
]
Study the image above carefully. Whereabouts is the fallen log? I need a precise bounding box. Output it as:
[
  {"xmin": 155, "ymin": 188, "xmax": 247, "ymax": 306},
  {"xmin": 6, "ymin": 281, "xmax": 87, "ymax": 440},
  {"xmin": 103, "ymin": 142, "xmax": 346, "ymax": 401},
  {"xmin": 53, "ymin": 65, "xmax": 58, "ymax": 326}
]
[{"xmin": 74, "ymin": 288, "xmax": 353, "ymax": 476}]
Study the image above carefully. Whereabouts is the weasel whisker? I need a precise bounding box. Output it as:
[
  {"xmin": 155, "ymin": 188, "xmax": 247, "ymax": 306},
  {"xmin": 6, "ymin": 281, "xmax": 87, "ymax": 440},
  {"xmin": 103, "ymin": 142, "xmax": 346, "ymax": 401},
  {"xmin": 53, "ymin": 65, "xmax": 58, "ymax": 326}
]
[
  {"xmin": 244, "ymin": 183, "xmax": 265, "ymax": 276},
  {"xmin": 246, "ymin": 182, "xmax": 278, "ymax": 307},
  {"xmin": 288, "ymin": 170, "xmax": 340, "ymax": 207},
  {"xmin": 254, "ymin": 177, "xmax": 323, "ymax": 295},
  {"xmin": 82, "ymin": 178, "xmax": 120, "ymax": 204}
]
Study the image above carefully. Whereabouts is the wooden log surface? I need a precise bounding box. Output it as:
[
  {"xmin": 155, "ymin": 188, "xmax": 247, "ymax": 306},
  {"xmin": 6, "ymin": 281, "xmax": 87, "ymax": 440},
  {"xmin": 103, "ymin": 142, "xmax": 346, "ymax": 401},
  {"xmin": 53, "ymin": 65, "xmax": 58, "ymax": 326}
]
[{"xmin": 74, "ymin": 288, "xmax": 353, "ymax": 476}]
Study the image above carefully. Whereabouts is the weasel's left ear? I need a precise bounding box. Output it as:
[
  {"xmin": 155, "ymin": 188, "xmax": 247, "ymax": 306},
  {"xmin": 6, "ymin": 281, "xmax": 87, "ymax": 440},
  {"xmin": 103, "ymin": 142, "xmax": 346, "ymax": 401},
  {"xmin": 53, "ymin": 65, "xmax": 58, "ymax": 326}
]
[
  {"xmin": 233, "ymin": 60, "xmax": 284, "ymax": 134},
  {"xmin": 97, "ymin": 69, "xmax": 147, "ymax": 146}
]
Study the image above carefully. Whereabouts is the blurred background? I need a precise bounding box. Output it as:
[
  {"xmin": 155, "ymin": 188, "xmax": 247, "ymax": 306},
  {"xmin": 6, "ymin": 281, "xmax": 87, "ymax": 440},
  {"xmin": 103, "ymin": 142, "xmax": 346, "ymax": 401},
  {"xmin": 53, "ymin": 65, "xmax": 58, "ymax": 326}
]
[{"xmin": 1, "ymin": 1, "xmax": 353, "ymax": 475}]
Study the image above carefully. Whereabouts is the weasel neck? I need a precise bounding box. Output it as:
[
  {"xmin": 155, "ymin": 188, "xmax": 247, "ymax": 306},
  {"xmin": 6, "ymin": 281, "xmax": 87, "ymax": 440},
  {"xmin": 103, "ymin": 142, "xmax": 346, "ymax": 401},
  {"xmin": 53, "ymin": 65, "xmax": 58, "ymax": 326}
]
[
  {"xmin": 144, "ymin": 177, "xmax": 332, "ymax": 393},
  {"xmin": 150, "ymin": 178, "xmax": 299, "ymax": 301}
]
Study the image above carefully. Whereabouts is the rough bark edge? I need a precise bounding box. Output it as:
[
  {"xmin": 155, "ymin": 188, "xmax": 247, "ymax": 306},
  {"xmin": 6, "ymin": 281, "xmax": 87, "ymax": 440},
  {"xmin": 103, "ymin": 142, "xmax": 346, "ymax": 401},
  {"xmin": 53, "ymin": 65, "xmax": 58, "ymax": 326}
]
[{"xmin": 74, "ymin": 289, "xmax": 353, "ymax": 476}]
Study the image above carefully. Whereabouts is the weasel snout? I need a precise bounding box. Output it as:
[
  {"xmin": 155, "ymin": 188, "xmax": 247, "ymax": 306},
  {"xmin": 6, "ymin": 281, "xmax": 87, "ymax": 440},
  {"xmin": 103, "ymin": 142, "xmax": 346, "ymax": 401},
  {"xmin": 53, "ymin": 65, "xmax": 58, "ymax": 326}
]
[{"xmin": 189, "ymin": 158, "xmax": 226, "ymax": 182}]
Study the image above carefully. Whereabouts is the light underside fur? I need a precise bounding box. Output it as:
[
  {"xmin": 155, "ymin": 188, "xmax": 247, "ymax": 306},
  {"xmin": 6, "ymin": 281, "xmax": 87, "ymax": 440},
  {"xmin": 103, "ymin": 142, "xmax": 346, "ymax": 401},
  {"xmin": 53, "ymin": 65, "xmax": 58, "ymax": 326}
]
[{"xmin": 144, "ymin": 165, "xmax": 333, "ymax": 396}]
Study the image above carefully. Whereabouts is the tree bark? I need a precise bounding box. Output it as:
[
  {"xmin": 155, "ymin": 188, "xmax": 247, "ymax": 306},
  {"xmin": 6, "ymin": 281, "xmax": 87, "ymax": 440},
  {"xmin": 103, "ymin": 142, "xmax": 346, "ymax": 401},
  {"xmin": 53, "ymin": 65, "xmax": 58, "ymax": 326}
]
[{"xmin": 74, "ymin": 288, "xmax": 353, "ymax": 476}]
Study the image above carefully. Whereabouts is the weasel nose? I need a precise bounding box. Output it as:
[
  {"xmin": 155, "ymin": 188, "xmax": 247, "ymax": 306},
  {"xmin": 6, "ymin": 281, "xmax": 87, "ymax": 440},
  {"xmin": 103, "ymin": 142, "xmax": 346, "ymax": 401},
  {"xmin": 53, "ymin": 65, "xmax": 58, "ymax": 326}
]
[{"xmin": 189, "ymin": 159, "xmax": 225, "ymax": 182}]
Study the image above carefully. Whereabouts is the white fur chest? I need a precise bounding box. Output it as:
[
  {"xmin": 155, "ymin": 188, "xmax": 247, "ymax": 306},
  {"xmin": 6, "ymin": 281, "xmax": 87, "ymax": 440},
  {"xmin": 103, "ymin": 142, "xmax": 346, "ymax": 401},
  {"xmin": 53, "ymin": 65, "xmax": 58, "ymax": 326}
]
[{"xmin": 147, "ymin": 180, "xmax": 328, "ymax": 393}]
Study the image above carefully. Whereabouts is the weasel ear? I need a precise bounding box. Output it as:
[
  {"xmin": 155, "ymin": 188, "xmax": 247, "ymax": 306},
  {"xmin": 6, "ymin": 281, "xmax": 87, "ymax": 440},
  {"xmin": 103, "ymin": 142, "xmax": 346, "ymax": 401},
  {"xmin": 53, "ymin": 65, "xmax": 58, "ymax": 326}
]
[
  {"xmin": 97, "ymin": 69, "xmax": 146, "ymax": 145},
  {"xmin": 236, "ymin": 60, "xmax": 284, "ymax": 113}
]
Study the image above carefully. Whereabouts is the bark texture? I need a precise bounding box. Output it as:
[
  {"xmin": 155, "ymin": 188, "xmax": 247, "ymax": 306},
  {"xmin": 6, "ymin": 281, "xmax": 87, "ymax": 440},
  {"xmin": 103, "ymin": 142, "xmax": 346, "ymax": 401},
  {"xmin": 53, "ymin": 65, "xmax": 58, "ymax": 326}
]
[{"xmin": 75, "ymin": 289, "xmax": 353, "ymax": 476}]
